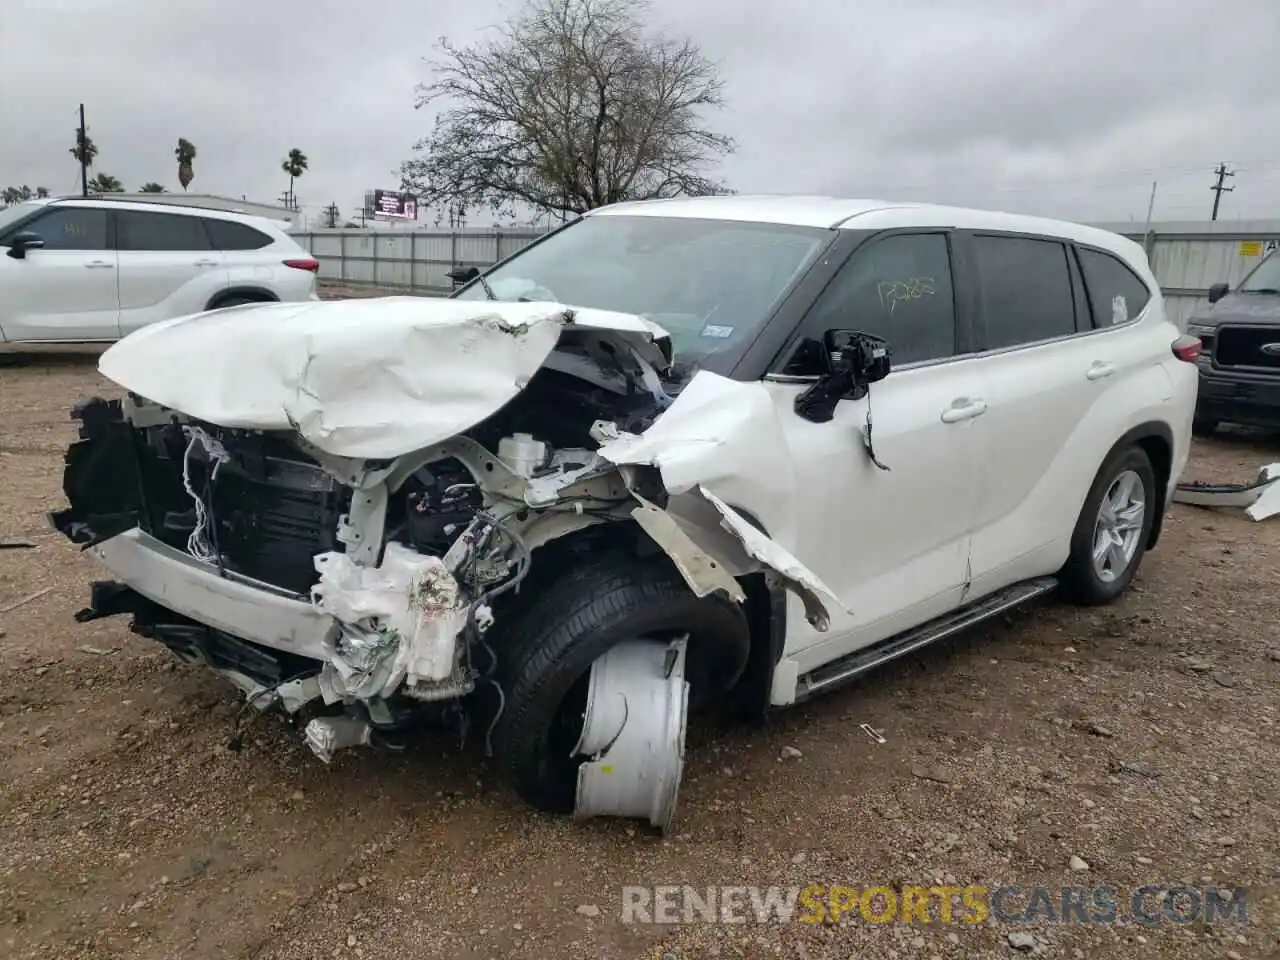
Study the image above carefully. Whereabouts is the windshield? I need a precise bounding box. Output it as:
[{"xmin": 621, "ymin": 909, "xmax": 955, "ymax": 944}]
[
  {"xmin": 1240, "ymin": 250, "xmax": 1280, "ymax": 293},
  {"xmin": 0, "ymin": 202, "xmax": 42, "ymax": 240},
  {"xmin": 454, "ymin": 214, "xmax": 831, "ymax": 376}
]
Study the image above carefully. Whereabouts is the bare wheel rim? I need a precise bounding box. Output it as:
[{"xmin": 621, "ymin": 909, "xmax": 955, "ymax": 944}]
[{"xmin": 1091, "ymin": 469, "xmax": 1146, "ymax": 584}]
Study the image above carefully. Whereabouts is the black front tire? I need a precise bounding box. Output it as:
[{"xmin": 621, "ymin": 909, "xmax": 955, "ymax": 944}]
[
  {"xmin": 489, "ymin": 551, "xmax": 750, "ymax": 814},
  {"xmin": 1059, "ymin": 446, "xmax": 1157, "ymax": 606}
]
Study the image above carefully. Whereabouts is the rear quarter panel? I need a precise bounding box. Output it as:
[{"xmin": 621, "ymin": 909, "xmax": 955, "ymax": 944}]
[{"xmin": 966, "ymin": 297, "xmax": 1191, "ymax": 594}]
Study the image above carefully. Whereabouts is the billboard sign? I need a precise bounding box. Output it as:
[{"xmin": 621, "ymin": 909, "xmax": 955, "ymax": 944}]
[{"xmin": 368, "ymin": 189, "xmax": 418, "ymax": 221}]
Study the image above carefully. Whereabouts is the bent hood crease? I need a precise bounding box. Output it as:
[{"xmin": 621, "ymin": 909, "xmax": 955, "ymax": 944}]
[{"xmin": 97, "ymin": 296, "xmax": 670, "ymax": 460}]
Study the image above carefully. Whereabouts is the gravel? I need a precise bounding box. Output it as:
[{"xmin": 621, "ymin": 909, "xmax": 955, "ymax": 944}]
[{"xmin": 1, "ymin": 355, "xmax": 1277, "ymax": 959}]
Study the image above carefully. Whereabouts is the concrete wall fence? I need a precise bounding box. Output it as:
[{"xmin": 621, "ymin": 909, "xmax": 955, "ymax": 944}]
[{"xmin": 292, "ymin": 219, "xmax": 1280, "ymax": 325}]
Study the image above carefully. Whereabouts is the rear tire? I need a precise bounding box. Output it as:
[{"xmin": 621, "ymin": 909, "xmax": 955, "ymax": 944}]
[
  {"xmin": 489, "ymin": 551, "xmax": 749, "ymax": 814},
  {"xmin": 1059, "ymin": 446, "xmax": 1156, "ymax": 606}
]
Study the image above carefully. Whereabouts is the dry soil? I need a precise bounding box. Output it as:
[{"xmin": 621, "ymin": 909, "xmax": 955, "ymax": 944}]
[{"xmin": 1, "ymin": 354, "xmax": 1278, "ymax": 960}]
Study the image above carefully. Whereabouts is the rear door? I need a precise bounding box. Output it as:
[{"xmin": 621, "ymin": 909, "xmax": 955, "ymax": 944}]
[
  {"xmin": 115, "ymin": 209, "xmax": 228, "ymax": 336},
  {"xmin": 0, "ymin": 205, "xmax": 119, "ymax": 341},
  {"xmin": 960, "ymin": 232, "xmax": 1158, "ymax": 596}
]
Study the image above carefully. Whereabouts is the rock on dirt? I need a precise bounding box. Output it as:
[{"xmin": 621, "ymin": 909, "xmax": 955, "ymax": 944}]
[{"xmin": 1007, "ymin": 931, "xmax": 1038, "ymax": 951}]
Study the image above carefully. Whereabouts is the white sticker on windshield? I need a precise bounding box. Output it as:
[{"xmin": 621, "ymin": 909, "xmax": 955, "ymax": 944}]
[
  {"xmin": 700, "ymin": 324, "xmax": 735, "ymax": 339},
  {"xmin": 1111, "ymin": 295, "xmax": 1128, "ymax": 325}
]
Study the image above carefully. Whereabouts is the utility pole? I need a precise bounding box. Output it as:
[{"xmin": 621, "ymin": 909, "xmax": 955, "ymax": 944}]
[
  {"xmin": 76, "ymin": 103, "xmax": 89, "ymax": 198},
  {"xmin": 324, "ymin": 202, "xmax": 339, "ymax": 228},
  {"xmin": 1210, "ymin": 162, "xmax": 1234, "ymax": 221},
  {"xmin": 1141, "ymin": 180, "xmax": 1157, "ymax": 255}
]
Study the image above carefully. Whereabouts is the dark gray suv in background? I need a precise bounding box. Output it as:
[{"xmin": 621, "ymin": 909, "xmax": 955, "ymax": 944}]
[{"xmin": 1188, "ymin": 248, "xmax": 1280, "ymax": 433}]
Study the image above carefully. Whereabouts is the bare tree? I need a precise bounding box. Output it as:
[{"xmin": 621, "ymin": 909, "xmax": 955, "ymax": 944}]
[{"xmin": 401, "ymin": 0, "xmax": 734, "ymax": 220}]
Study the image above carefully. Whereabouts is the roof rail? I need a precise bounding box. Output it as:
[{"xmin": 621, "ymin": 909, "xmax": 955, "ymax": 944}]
[{"xmin": 53, "ymin": 194, "xmax": 294, "ymax": 218}]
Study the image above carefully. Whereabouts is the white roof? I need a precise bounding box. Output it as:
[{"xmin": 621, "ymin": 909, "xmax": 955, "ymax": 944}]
[
  {"xmin": 26, "ymin": 195, "xmax": 286, "ymax": 228},
  {"xmin": 588, "ymin": 194, "xmax": 1143, "ymax": 262}
]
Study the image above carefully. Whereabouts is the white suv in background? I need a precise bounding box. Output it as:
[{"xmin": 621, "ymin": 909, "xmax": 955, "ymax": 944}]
[{"xmin": 0, "ymin": 196, "xmax": 319, "ymax": 349}]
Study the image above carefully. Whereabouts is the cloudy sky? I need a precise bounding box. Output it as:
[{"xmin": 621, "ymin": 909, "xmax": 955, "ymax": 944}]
[{"xmin": 2, "ymin": 0, "xmax": 1277, "ymax": 227}]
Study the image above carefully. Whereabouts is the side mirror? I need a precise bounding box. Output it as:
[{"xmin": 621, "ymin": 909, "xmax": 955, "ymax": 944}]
[
  {"xmin": 447, "ymin": 265, "xmax": 480, "ymax": 286},
  {"xmin": 794, "ymin": 330, "xmax": 893, "ymax": 424},
  {"xmin": 1207, "ymin": 282, "xmax": 1229, "ymax": 305},
  {"xmin": 5, "ymin": 231, "xmax": 45, "ymax": 259},
  {"xmin": 827, "ymin": 329, "xmax": 891, "ymax": 386}
]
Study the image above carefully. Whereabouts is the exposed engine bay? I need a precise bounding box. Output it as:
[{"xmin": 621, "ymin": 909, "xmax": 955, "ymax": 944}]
[{"xmin": 49, "ymin": 297, "xmax": 843, "ymax": 829}]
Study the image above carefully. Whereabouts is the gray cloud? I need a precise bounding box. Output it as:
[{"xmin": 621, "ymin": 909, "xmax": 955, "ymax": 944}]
[{"xmin": 2, "ymin": 0, "xmax": 1278, "ymax": 225}]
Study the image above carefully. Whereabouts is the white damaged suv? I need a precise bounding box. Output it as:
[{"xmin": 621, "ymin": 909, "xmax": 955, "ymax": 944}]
[{"xmin": 50, "ymin": 196, "xmax": 1199, "ymax": 828}]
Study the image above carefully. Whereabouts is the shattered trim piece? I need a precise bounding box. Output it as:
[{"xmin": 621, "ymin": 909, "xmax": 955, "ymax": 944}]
[
  {"xmin": 628, "ymin": 494, "xmax": 745, "ymax": 603},
  {"xmin": 304, "ymin": 716, "xmax": 372, "ymax": 763},
  {"xmin": 310, "ymin": 543, "xmax": 472, "ymax": 701},
  {"xmin": 696, "ymin": 487, "xmax": 846, "ymax": 631},
  {"xmin": 1172, "ymin": 463, "xmax": 1280, "ymax": 520}
]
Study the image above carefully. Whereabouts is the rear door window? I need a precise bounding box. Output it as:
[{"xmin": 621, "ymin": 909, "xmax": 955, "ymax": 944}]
[
  {"xmin": 972, "ymin": 235, "xmax": 1077, "ymax": 349},
  {"xmin": 1076, "ymin": 247, "xmax": 1151, "ymax": 326},
  {"xmin": 116, "ymin": 211, "xmax": 212, "ymax": 251}
]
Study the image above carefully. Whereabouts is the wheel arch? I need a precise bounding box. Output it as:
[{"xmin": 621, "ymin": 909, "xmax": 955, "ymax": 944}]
[
  {"xmin": 1099, "ymin": 421, "xmax": 1174, "ymax": 550},
  {"xmin": 205, "ymin": 286, "xmax": 279, "ymax": 310},
  {"xmin": 715, "ymin": 503, "xmax": 789, "ymax": 724},
  {"xmin": 487, "ymin": 506, "xmax": 786, "ymax": 722}
]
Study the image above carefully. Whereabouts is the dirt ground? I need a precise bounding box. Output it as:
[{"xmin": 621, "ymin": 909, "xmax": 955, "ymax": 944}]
[{"xmin": 1, "ymin": 355, "xmax": 1277, "ymax": 960}]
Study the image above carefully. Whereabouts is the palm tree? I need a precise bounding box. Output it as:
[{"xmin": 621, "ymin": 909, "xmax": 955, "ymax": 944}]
[
  {"xmin": 139, "ymin": 182, "xmax": 167, "ymax": 193},
  {"xmin": 175, "ymin": 138, "xmax": 197, "ymax": 191},
  {"xmin": 70, "ymin": 133, "xmax": 98, "ymax": 168},
  {"xmin": 280, "ymin": 148, "xmax": 308, "ymax": 209},
  {"xmin": 87, "ymin": 173, "xmax": 124, "ymax": 194}
]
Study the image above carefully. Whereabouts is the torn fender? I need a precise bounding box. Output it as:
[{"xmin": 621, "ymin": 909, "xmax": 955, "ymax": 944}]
[
  {"xmin": 599, "ymin": 370, "xmax": 847, "ymax": 630},
  {"xmin": 97, "ymin": 297, "xmax": 671, "ymax": 460},
  {"xmin": 696, "ymin": 487, "xmax": 840, "ymax": 631}
]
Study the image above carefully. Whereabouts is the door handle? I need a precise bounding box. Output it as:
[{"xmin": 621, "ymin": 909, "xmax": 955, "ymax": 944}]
[
  {"xmin": 1086, "ymin": 361, "xmax": 1116, "ymax": 381},
  {"xmin": 193, "ymin": 259, "xmax": 219, "ymax": 267},
  {"xmin": 84, "ymin": 260, "xmax": 114, "ymax": 269},
  {"xmin": 940, "ymin": 398, "xmax": 988, "ymax": 423}
]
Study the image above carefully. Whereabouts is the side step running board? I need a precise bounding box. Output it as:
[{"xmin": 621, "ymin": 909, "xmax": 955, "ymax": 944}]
[{"xmin": 794, "ymin": 576, "xmax": 1058, "ymax": 702}]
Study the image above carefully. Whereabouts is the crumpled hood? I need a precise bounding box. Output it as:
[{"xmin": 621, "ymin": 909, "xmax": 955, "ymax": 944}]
[{"xmin": 97, "ymin": 296, "xmax": 670, "ymax": 459}]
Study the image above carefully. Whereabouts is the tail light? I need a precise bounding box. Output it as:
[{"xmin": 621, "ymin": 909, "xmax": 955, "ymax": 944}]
[
  {"xmin": 283, "ymin": 258, "xmax": 320, "ymax": 272},
  {"xmin": 1171, "ymin": 335, "xmax": 1203, "ymax": 362}
]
